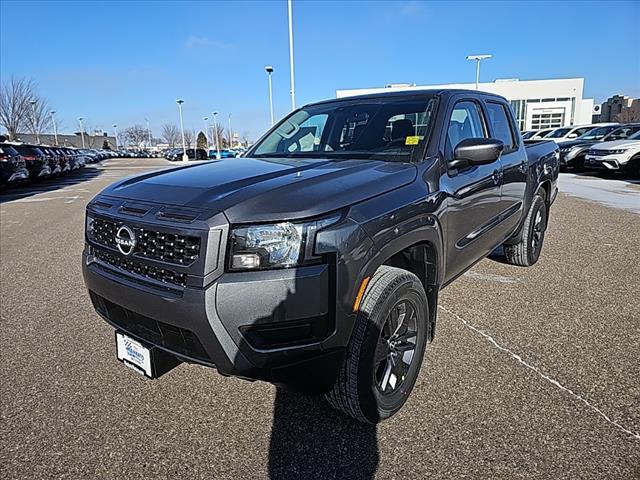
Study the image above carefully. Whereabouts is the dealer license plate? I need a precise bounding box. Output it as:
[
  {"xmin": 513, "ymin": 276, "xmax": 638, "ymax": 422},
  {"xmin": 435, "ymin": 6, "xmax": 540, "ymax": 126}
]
[{"xmin": 116, "ymin": 332, "xmax": 153, "ymax": 377}]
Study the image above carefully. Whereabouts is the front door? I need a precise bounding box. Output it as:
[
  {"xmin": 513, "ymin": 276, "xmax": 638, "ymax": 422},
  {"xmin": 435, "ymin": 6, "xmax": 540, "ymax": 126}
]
[{"xmin": 440, "ymin": 99, "xmax": 503, "ymax": 284}]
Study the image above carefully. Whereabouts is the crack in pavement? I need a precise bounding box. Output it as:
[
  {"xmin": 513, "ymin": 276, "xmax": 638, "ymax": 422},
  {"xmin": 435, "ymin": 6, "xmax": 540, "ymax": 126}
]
[{"xmin": 438, "ymin": 305, "xmax": 640, "ymax": 441}]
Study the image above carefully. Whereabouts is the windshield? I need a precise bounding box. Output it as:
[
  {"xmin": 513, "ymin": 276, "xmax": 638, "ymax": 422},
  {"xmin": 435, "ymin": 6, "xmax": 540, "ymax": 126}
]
[
  {"xmin": 579, "ymin": 126, "xmax": 617, "ymax": 140},
  {"xmin": 605, "ymin": 125, "xmax": 640, "ymax": 140},
  {"xmin": 0, "ymin": 145, "xmax": 19, "ymax": 156},
  {"xmin": 250, "ymin": 96, "xmax": 437, "ymax": 161},
  {"xmin": 546, "ymin": 128, "xmax": 572, "ymax": 138}
]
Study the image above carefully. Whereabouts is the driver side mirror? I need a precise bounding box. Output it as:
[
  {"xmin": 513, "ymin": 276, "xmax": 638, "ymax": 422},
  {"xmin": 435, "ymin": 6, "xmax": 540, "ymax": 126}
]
[
  {"xmin": 448, "ymin": 138, "xmax": 504, "ymax": 170},
  {"xmin": 568, "ymin": 133, "xmax": 578, "ymax": 139}
]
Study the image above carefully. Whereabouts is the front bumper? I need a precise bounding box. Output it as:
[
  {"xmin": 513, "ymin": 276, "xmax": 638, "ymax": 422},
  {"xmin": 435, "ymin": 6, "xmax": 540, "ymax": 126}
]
[
  {"xmin": 584, "ymin": 154, "xmax": 624, "ymax": 171},
  {"xmin": 4, "ymin": 167, "xmax": 30, "ymax": 183},
  {"xmin": 82, "ymin": 249, "xmax": 344, "ymax": 391}
]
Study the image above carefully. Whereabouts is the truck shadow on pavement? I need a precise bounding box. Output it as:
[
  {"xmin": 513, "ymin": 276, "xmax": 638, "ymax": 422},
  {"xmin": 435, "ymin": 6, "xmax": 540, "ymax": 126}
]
[{"xmin": 268, "ymin": 388, "xmax": 379, "ymax": 479}]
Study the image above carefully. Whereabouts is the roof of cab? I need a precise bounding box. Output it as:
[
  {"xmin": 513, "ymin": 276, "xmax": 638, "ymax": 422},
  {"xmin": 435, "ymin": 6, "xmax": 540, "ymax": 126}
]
[{"xmin": 308, "ymin": 88, "xmax": 507, "ymax": 107}]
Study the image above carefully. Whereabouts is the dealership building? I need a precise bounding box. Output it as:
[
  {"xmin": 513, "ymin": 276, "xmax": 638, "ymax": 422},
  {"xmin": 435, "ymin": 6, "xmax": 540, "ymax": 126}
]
[{"xmin": 336, "ymin": 78, "xmax": 595, "ymax": 132}]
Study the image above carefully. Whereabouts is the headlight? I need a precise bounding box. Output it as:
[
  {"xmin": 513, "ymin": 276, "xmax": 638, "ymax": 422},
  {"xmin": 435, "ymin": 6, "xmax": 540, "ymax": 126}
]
[
  {"xmin": 229, "ymin": 214, "xmax": 340, "ymax": 271},
  {"xmin": 608, "ymin": 149, "xmax": 627, "ymax": 154}
]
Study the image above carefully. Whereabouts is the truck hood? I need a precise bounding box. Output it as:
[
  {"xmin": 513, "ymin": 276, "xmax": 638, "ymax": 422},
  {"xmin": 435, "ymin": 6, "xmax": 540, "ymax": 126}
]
[{"xmin": 101, "ymin": 157, "xmax": 417, "ymax": 223}]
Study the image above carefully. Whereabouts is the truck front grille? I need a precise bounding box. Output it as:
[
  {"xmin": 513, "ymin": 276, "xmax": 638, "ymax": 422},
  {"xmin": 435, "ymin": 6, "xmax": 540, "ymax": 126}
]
[
  {"xmin": 94, "ymin": 249, "xmax": 187, "ymax": 288},
  {"xmin": 89, "ymin": 291, "xmax": 212, "ymax": 364},
  {"xmin": 90, "ymin": 217, "xmax": 200, "ymax": 265}
]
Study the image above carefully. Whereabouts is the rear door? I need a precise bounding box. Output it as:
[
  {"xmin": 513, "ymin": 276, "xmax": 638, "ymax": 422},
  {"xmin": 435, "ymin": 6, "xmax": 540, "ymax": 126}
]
[
  {"xmin": 440, "ymin": 97, "xmax": 503, "ymax": 283},
  {"xmin": 484, "ymin": 100, "xmax": 527, "ymax": 233}
]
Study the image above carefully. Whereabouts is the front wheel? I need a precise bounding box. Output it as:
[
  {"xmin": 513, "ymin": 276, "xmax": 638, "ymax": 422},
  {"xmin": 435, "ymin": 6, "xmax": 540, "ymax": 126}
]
[
  {"xmin": 503, "ymin": 194, "xmax": 547, "ymax": 266},
  {"xmin": 325, "ymin": 266, "xmax": 429, "ymax": 423}
]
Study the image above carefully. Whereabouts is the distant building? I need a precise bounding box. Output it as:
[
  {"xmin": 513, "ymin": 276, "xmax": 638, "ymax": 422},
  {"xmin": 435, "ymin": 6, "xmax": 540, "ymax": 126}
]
[
  {"xmin": 14, "ymin": 132, "xmax": 116, "ymax": 149},
  {"xmin": 593, "ymin": 95, "xmax": 640, "ymax": 122},
  {"xmin": 336, "ymin": 78, "xmax": 595, "ymax": 131}
]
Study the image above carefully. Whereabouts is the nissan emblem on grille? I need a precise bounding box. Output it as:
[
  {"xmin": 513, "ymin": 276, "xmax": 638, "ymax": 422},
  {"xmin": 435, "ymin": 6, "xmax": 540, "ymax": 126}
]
[{"xmin": 115, "ymin": 225, "xmax": 136, "ymax": 256}]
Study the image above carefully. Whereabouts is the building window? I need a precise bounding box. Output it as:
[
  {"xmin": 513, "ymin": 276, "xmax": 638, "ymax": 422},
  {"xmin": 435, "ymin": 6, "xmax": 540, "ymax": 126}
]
[{"xmin": 531, "ymin": 112, "xmax": 564, "ymax": 130}]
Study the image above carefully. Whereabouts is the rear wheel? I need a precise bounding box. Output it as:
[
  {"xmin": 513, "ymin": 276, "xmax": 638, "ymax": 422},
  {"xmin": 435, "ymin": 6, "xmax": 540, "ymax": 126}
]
[
  {"xmin": 326, "ymin": 266, "xmax": 429, "ymax": 423},
  {"xmin": 503, "ymin": 194, "xmax": 547, "ymax": 267}
]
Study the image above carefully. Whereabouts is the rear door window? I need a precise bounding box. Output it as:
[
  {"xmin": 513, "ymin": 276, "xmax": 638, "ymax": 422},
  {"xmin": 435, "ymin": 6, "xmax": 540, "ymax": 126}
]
[{"xmin": 486, "ymin": 102, "xmax": 515, "ymax": 150}]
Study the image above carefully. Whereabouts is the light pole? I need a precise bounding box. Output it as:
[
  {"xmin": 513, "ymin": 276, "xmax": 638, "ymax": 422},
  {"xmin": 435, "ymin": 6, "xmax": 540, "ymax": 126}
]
[
  {"xmin": 203, "ymin": 117, "xmax": 209, "ymax": 150},
  {"xmin": 265, "ymin": 65, "xmax": 274, "ymax": 126},
  {"xmin": 228, "ymin": 113, "xmax": 233, "ymax": 149},
  {"xmin": 50, "ymin": 110, "xmax": 59, "ymax": 146},
  {"xmin": 466, "ymin": 54, "xmax": 492, "ymax": 90},
  {"xmin": 78, "ymin": 117, "xmax": 86, "ymax": 148},
  {"xmin": 287, "ymin": 0, "xmax": 296, "ymax": 110},
  {"xmin": 29, "ymin": 100, "xmax": 40, "ymax": 144},
  {"xmin": 113, "ymin": 124, "xmax": 119, "ymax": 149},
  {"xmin": 176, "ymin": 99, "xmax": 188, "ymax": 161},
  {"xmin": 145, "ymin": 117, "xmax": 152, "ymax": 150},
  {"xmin": 212, "ymin": 111, "xmax": 221, "ymax": 159}
]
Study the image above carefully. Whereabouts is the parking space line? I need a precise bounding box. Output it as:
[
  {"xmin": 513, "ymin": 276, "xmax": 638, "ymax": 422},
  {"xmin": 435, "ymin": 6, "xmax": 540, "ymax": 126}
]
[
  {"xmin": 6, "ymin": 195, "xmax": 84, "ymax": 204},
  {"xmin": 438, "ymin": 305, "xmax": 640, "ymax": 441}
]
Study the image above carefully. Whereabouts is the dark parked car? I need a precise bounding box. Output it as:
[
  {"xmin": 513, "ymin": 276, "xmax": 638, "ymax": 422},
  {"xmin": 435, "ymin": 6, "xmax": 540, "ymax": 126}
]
[
  {"xmin": 165, "ymin": 148, "xmax": 207, "ymax": 161},
  {"xmin": 0, "ymin": 143, "xmax": 29, "ymax": 186},
  {"xmin": 11, "ymin": 144, "xmax": 51, "ymax": 179},
  {"xmin": 39, "ymin": 146, "xmax": 64, "ymax": 175},
  {"xmin": 83, "ymin": 89, "xmax": 558, "ymax": 423},
  {"xmin": 557, "ymin": 124, "xmax": 640, "ymax": 171}
]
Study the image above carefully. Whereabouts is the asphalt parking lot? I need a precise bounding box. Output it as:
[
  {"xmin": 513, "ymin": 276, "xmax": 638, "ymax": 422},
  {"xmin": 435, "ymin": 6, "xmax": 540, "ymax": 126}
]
[{"xmin": 1, "ymin": 158, "xmax": 638, "ymax": 479}]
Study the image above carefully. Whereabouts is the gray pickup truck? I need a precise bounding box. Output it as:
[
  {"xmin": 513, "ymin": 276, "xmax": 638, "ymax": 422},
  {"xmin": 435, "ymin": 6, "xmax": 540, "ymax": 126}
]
[{"xmin": 83, "ymin": 89, "xmax": 559, "ymax": 423}]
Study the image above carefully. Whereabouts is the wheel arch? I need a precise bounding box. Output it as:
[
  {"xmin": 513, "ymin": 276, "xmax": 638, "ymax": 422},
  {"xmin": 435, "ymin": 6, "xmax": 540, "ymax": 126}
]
[{"xmin": 360, "ymin": 227, "xmax": 443, "ymax": 342}]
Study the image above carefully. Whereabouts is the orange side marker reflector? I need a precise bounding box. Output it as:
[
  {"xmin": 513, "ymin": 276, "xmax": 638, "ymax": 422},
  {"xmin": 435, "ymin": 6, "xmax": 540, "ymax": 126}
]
[{"xmin": 353, "ymin": 276, "xmax": 371, "ymax": 312}]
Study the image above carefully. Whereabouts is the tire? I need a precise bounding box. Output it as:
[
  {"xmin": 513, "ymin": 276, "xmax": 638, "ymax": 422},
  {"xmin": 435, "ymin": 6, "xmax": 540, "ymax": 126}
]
[
  {"xmin": 325, "ymin": 266, "xmax": 429, "ymax": 423},
  {"xmin": 572, "ymin": 155, "xmax": 586, "ymax": 172},
  {"xmin": 626, "ymin": 155, "xmax": 640, "ymax": 179},
  {"xmin": 503, "ymin": 194, "xmax": 547, "ymax": 267}
]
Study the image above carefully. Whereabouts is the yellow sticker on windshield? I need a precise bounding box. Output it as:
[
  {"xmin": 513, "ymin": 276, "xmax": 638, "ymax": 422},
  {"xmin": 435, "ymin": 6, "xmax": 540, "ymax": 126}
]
[{"xmin": 405, "ymin": 136, "xmax": 420, "ymax": 145}]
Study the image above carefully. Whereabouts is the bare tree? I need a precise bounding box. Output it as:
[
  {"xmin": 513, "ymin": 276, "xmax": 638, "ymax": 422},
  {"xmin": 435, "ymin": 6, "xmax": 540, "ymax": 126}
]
[
  {"xmin": 615, "ymin": 106, "xmax": 640, "ymax": 123},
  {"xmin": 184, "ymin": 129, "xmax": 194, "ymax": 148},
  {"xmin": 23, "ymin": 97, "xmax": 52, "ymax": 138},
  {"xmin": 161, "ymin": 124, "xmax": 180, "ymax": 147},
  {"xmin": 0, "ymin": 77, "xmax": 38, "ymax": 140},
  {"xmin": 117, "ymin": 130, "xmax": 127, "ymax": 149},
  {"xmin": 122, "ymin": 125, "xmax": 148, "ymax": 148},
  {"xmin": 210, "ymin": 124, "xmax": 227, "ymax": 149}
]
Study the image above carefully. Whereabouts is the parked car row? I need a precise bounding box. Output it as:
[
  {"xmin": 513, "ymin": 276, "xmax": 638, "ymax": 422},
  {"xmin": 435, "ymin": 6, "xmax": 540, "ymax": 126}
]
[
  {"xmin": 523, "ymin": 122, "xmax": 640, "ymax": 176},
  {"xmin": 0, "ymin": 143, "xmax": 91, "ymax": 188},
  {"xmin": 162, "ymin": 147, "xmax": 243, "ymax": 161}
]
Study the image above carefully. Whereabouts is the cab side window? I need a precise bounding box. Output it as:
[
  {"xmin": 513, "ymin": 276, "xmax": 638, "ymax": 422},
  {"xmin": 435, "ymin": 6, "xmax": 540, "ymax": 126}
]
[
  {"xmin": 447, "ymin": 101, "xmax": 486, "ymax": 153},
  {"xmin": 486, "ymin": 102, "xmax": 516, "ymax": 150}
]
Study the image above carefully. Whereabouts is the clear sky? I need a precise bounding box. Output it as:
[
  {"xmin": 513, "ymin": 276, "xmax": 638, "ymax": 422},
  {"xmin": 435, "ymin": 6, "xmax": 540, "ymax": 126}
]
[{"xmin": 1, "ymin": 0, "xmax": 639, "ymax": 140}]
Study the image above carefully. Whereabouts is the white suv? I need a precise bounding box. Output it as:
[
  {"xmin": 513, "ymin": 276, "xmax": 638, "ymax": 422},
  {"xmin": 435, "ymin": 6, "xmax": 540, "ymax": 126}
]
[
  {"xmin": 544, "ymin": 124, "xmax": 616, "ymax": 142},
  {"xmin": 585, "ymin": 130, "xmax": 640, "ymax": 177}
]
